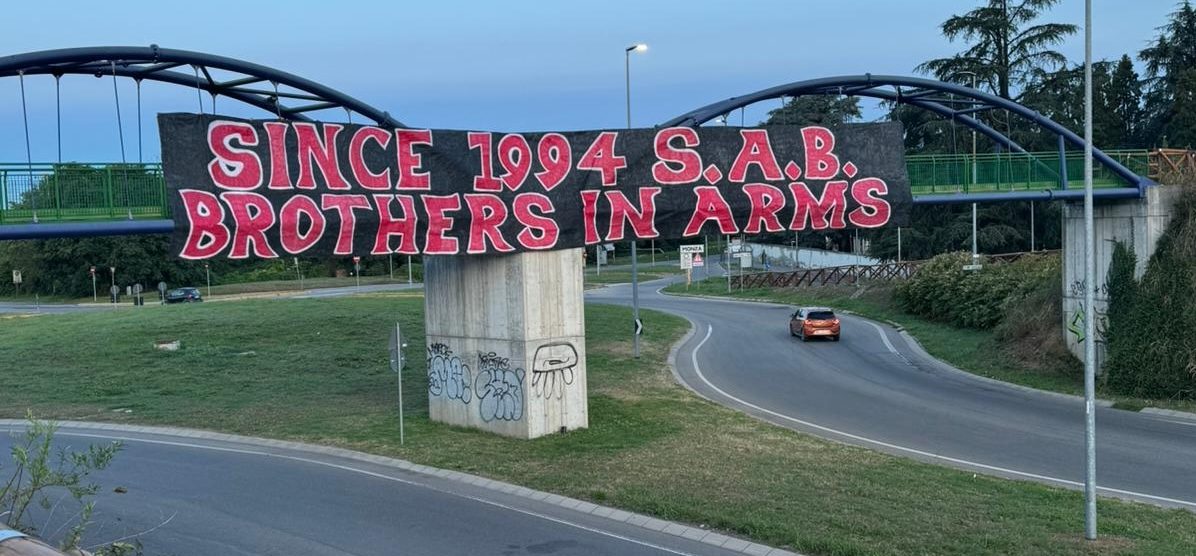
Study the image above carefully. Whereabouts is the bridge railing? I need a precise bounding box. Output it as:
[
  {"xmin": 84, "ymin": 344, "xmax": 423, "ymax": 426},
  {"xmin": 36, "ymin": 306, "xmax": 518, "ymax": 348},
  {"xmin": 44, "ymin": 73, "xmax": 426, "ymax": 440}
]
[
  {"xmin": 730, "ymin": 250, "xmax": 1059, "ymax": 289},
  {"xmin": 0, "ymin": 163, "xmax": 167, "ymax": 224},
  {"xmin": 905, "ymin": 149, "xmax": 1150, "ymax": 195}
]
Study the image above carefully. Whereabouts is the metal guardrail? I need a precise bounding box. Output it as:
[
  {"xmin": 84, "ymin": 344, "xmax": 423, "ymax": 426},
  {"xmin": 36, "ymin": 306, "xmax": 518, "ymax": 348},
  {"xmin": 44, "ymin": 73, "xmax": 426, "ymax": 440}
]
[
  {"xmin": 731, "ymin": 250, "xmax": 1060, "ymax": 289},
  {"xmin": 904, "ymin": 149, "xmax": 1150, "ymax": 195},
  {"xmin": 0, "ymin": 163, "xmax": 167, "ymax": 224},
  {"xmin": 0, "ymin": 149, "xmax": 1172, "ymax": 226}
]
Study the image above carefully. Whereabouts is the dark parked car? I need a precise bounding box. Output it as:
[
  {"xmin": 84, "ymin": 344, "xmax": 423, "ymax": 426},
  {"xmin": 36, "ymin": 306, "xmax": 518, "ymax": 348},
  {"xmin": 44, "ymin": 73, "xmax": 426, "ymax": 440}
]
[{"xmin": 165, "ymin": 287, "xmax": 203, "ymax": 303}]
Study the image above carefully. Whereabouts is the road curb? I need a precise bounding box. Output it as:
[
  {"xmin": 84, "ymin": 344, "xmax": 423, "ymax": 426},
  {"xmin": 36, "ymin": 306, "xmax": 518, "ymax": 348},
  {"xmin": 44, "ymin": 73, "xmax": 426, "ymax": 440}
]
[
  {"xmin": 1140, "ymin": 407, "xmax": 1196, "ymax": 422},
  {"xmin": 0, "ymin": 420, "xmax": 801, "ymax": 556}
]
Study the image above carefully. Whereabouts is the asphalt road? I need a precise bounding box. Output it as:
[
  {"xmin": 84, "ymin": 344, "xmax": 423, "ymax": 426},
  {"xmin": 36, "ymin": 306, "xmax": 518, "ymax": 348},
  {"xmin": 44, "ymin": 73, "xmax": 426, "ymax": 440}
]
[
  {"xmin": 587, "ymin": 275, "xmax": 1196, "ymax": 510},
  {"xmin": 0, "ymin": 424, "xmax": 754, "ymax": 556}
]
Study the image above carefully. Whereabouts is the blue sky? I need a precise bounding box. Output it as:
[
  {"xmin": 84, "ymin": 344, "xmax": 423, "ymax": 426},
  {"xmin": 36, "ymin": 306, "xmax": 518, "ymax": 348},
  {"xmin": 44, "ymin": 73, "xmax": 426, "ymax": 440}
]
[{"xmin": 0, "ymin": 0, "xmax": 1181, "ymax": 162}]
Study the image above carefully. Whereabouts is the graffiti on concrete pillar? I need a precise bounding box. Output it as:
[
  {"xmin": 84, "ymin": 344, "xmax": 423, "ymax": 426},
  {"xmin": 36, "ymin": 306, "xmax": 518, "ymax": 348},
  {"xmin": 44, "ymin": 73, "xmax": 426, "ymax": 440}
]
[
  {"xmin": 427, "ymin": 343, "xmax": 472, "ymax": 404},
  {"xmin": 531, "ymin": 342, "xmax": 578, "ymax": 399},
  {"xmin": 475, "ymin": 351, "xmax": 525, "ymax": 422},
  {"xmin": 1069, "ymin": 279, "xmax": 1110, "ymax": 298},
  {"xmin": 1067, "ymin": 303, "xmax": 1108, "ymax": 344}
]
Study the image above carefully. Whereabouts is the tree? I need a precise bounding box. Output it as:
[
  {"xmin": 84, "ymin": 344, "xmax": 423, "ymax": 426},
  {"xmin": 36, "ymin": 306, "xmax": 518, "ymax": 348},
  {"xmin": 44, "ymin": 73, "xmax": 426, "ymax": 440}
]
[
  {"xmin": 1105, "ymin": 55, "xmax": 1143, "ymax": 148},
  {"xmin": 1140, "ymin": 1, "xmax": 1196, "ymax": 146},
  {"xmin": 764, "ymin": 95, "xmax": 860, "ymax": 126},
  {"xmin": 916, "ymin": 0, "xmax": 1076, "ymax": 99}
]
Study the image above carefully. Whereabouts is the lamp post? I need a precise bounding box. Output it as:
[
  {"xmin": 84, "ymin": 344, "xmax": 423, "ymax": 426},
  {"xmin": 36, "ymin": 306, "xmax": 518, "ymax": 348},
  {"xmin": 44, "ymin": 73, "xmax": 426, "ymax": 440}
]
[
  {"xmin": 957, "ymin": 71, "xmax": 980, "ymax": 267},
  {"xmin": 626, "ymin": 42, "xmax": 646, "ymax": 358},
  {"xmin": 1082, "ymin": 0, "xmax": 1098, "ymax": 540}
]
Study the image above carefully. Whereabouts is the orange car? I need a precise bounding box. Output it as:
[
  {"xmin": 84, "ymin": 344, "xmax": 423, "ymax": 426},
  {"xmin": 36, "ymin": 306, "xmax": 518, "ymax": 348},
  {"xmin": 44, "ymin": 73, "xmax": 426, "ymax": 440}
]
[{"xmin": 789, "ymin": 307, "xmax": 841, "ymax": 342}]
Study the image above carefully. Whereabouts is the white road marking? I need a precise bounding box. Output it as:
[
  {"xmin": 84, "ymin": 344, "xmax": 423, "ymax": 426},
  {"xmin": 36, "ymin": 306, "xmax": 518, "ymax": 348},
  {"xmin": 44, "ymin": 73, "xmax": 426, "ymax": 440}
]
[
  {"xmin": 686, "ymin": 323, "xmax": 1196, "ymax": 510},
  {"xmin": 7, "ymin": 429, "xmax": 703, "ymax": 556}
]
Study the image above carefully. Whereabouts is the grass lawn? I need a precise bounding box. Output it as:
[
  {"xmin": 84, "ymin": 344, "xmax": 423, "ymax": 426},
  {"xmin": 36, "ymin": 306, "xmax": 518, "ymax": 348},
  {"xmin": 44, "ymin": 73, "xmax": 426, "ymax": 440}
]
[
  {"xmin": 664, "ymin": 278, "xmax": 1196, "ymax": 415},
  {"xmin": 2, "ymin": 296, "xmax": 1194, "ymax": 555}
]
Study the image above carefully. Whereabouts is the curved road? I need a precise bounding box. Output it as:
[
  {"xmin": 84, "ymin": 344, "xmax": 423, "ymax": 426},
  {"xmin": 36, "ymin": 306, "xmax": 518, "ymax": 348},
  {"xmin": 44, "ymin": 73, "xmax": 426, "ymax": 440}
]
[
  {"xmin": 0, "ymin": 423, "xmax": 764, "ymax": 556},
  {"xmin": 587, "ymin": 275, "xmax": 1196, "ymax": 510}
]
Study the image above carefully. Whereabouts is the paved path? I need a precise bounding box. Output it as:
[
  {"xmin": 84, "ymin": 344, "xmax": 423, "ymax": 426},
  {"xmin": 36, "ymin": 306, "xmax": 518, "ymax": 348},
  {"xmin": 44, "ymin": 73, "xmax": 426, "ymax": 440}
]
[
  {"xmin": 587, "ymin": 273, "xmax": 1196, "ymax": 510},
  {"xmin": 0, "ymin": 422, "xmax": 789, "ymax": 556}
]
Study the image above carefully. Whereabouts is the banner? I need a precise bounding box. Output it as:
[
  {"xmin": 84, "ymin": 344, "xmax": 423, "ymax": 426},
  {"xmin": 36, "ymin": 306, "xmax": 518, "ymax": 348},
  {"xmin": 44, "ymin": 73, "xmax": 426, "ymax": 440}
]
[{"xmin": 159, "ymin": 113, "xmax": 911, "ymax": 259}]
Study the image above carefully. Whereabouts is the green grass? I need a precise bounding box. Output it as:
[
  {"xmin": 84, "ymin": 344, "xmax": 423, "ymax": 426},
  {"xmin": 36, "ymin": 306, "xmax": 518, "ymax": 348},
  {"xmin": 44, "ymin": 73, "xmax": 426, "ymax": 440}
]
[
  {"xmin": 665, "ymin": 278, "xmax": 1196, "ymax": 414},
  {"xmin": 2, "ymin": 296, "xmax": 1195, "ymax": 555}
]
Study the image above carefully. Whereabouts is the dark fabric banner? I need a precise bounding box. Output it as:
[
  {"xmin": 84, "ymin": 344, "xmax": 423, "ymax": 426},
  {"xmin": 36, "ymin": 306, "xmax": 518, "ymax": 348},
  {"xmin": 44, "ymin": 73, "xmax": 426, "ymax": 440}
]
[{"xmin": 159, "ymin": 113, "xmax": 911, "ymax": 259}]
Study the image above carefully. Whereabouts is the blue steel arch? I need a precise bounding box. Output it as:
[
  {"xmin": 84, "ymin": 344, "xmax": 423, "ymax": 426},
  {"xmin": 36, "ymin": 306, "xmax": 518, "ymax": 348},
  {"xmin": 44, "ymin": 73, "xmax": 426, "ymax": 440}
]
[
  {"xmin": 0, "ymin": 45, "xmax": 404, "ymax": 127},
  {"xmin": 664, "ymin": 74, "xmax": 1153, "ymax": 202},
  {"xmin": 0, "ymin": 45, "xmax": 405, "ymax": 239}
]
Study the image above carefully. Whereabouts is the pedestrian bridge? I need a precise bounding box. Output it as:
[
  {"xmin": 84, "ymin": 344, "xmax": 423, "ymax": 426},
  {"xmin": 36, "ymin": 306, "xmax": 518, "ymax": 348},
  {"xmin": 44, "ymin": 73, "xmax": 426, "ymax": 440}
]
[{"xmin": 0, "ymin": 148, "xmax": 1157, "ymax": 228}]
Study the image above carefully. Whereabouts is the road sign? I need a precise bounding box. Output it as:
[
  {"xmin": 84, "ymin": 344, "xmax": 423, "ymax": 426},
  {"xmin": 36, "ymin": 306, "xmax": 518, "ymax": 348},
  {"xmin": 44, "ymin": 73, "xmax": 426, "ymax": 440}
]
[
  {"xmin": 963, "ymin": 264, "xmax": 983, "ymax": 272},
  {"xmin": 603, "ymin": 243, "xmax": 615, "ymax": 252},
  {"xmin": 693, "ymin": 254, "xmax": 705, "ymax": 267},
  {"xmin": 158, "ymin": 281, "xmax": 167, "ymax": 294},
  {"xmin": 597, "ymin": 248, "xmax": 608, "ymax": 265},
  {"xmin": 11, "ymin": 270, "xmax": 21, "ymax": 285},
  {"xmin": 89, "ymin": 266, "xmax": 96, "ymax": 275},
  {"xmin": 388, "ymin": 322, "xmax": 407, "ymax": 445},
  {"xmin": 132, "ymin": 283, "xmax": 143, "ymax": 295},
  {"xmin": 680, "ymin": 252, "xmax": 693, "ymax": 270},
  {"xmin": 737, "ymin": 252, "xmax": 753, "ymax": 268},
  {"xmin": 680, "ymin": 244, "xmax": 704, "ymax": 254},
  {"xmin": 634, "ymin": 318, "xmax": 644, "ymax": 336}
]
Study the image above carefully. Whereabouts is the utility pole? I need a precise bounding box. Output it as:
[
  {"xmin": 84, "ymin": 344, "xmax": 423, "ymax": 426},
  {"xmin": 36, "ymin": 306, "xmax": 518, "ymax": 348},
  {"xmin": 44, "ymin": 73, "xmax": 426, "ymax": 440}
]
[
  {"xmin": 1082, "ymin": 0, "xmax": 1098, "ymax": 540},
  {"xmin": 625, "ymin": 43, "xmax": 647, "ymax": 358}
]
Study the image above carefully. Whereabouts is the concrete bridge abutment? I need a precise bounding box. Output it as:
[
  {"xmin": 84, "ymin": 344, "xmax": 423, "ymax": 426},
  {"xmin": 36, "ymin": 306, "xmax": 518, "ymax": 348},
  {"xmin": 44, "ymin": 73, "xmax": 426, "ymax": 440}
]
[
  {"xmin": 1061, "ymin": 186, "xmax": 1182, "ymax": 368},
  {"xmin": 423, "ymin": 248, "xmax": 588, "ymax": 439}
]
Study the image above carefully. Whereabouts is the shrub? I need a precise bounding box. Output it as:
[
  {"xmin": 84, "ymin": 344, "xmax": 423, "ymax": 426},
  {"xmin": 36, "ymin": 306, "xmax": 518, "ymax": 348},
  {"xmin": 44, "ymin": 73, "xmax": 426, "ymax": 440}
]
[{"xmin": 895, "ymin": 251, "xmax": 1061, "ymax": 330}]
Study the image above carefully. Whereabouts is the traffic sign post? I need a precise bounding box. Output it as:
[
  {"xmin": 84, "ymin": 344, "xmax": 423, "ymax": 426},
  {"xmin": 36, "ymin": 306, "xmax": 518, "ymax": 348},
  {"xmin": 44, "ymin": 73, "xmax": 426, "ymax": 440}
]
[
  {"xmin": 157, "ymin": 281, "xmax": 168, "ymax": 304},
  {"xmin": 353, "ymin": 256, "xmax": 362, "ymax": 290},
  {"xmin": 109, "ymin": 284, "xmax": 119, "ymax": 305},
  {"xmin": 132, "ymin": 283, "xmax": 143, "ymax": 307},
  {"xmin": 11, "ymin": 270, "xmax": 21, "ymax": 297},
  {"xmin": 634, "ymin": 318, "xmax": 644, "ymax": 336},
  {"xmin": 90, "ymin": 266, "xmax": 97, "ymax": 302},
  {"xmin": 389, "ymin": 322, "xmax": 407, "ymax": 445}
]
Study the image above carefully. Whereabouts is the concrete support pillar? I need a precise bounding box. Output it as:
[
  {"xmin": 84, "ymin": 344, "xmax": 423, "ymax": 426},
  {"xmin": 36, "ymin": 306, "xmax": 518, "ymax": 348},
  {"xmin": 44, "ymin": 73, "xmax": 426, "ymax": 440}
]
[
  {"xmin": 423, "ymin": 248, "xmax": 588, "ymax": 439},
  {"xmin": 1061, "ymin": 186, "xmax": 1181, "ymax": 368}
]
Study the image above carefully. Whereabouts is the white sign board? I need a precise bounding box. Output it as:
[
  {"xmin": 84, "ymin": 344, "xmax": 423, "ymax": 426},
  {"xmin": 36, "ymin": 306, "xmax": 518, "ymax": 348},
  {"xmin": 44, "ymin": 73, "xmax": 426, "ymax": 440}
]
[
  {"xmin": 680, "ymin": 252, "xmax": 693, "ymax": 270},
  {"xmin": 597, "ymin": 248, "xmax": 608, "ymax": 265},
  {"xmin": 737, "ymin": 252, "xmax": 753, "ymax": 268},
  {"xmin": 693, "ymin": 254, "xmax": 705, "ymax": 267},
  {"xmin": 680, "ymin": 244, "xmax": 704, "ymax": 254},
  {"xmin": 11, "ymin": 270, "xmax": 21, "ymax": 285}
]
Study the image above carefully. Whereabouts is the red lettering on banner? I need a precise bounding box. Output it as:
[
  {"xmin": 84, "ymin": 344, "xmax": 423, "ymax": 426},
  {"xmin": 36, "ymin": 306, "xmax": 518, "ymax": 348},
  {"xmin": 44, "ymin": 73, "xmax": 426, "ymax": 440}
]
[
  {"xmin": 264, "ymin": 122, "xmax": 292, "ymax": 189},
  {"xmin": 396, "ymin": 129, "xmax": 433, "ymax": 190},
  {"xmin": 207, "ymin": 121, "xmax": 262, "ymax": 190},
  {"xmin": 468, "ymin": 132, "xmax": 502, "ymax": 191},
  {"xmin": 294, "ymin": 122, "xmax": 349, "ymax": 190},
  {"xmin": 802, "ymin": 127, "xmax": 840, "ymax": 180},
  {"xmin": 789, "ymin": 181, "xmax": 848, "ymax": 230},
  {"xmin": 652, "ymin": 127, "xmax": 702, "ymax": 184},
  {"xmin": 320, "ymin": 194, "xmax": 371, "ymax": 255},
  {"xmin": 743, "ymin": 184, "xmax": 787, "ymax": 233},
  {"xmin": 372, "ymin": 194, "xmax": 419, "ymax": 255},
  {"xmin": 178, "ymin": 190, "xmax": 230, "ymax": 259},
  {"xmin": 683, "ymin": 186, "xmax": 739, "ymax": 236},
  {"xmin": 848, "ymin": 178, "xmax": 891, "ymax": 227},
  {"xmin": 349, "ymin": 127, "xmax": 393, "ymax": 190},
  {"xmin": 728, "ymin": 130, "xmax": 782, "ymax": 182},
  {"xmin": 423, "ymin": 195, "xmax": 461, "ymax": 254},
  {"xmin": 464, "ymin": 194, "xmax": 515, "ymax": 254},
  {"xmin": 577, "ymin": 132, "xmax": 626, "ymax": 186},
  {"xmin": 513, "ymin": 193, "xmax": 559, "ymax": 249},
  {"xmin": 498, "ymin": 134, "xmax": 532, "ymax": 191},
  {"xmin": 223, "ymin": 192, "xmax": 279, "ymax": 259},
  {"xmin": 580, "ymin": 190, "xmax": 601, "ymax": 244},
  {"xmin": 279, "ymin": 195, "xmax": 326, "ymax": 254},
  {"xmin": 604, "ymin": 188, "xmax": 661, "ymax": 241},
  {"xmin": 535, "ymin": 133, "xmax": 572, "ymax": 191}
]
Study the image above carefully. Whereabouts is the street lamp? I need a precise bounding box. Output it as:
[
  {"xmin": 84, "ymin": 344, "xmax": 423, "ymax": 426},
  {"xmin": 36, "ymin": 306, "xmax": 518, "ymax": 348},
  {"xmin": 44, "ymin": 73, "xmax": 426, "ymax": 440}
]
[
  {"xmin": 625, "ymin": 42, "xmax": 646, "ymax": 359},
  {"xmin": 1081, "ymin": 0, "xmax": 1098, "ymax": 540},
  {"xmin": 956, "ymin": 71, "xmax": 980, "ymax": 268}
]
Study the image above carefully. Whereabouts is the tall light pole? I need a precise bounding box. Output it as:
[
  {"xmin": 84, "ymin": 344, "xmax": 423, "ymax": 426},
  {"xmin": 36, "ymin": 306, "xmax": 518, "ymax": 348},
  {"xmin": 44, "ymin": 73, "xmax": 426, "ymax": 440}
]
[
  {"xmin": 1082, "ymin": 0, "xmax": 1098, "ymax": 540},
  {"xmin": 626, "ymin": 42, "xmax": 646, "ymax": 358},
  {"xmin": 957, "ymin": 71, "xmax": 980, "ymax": 266}
]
